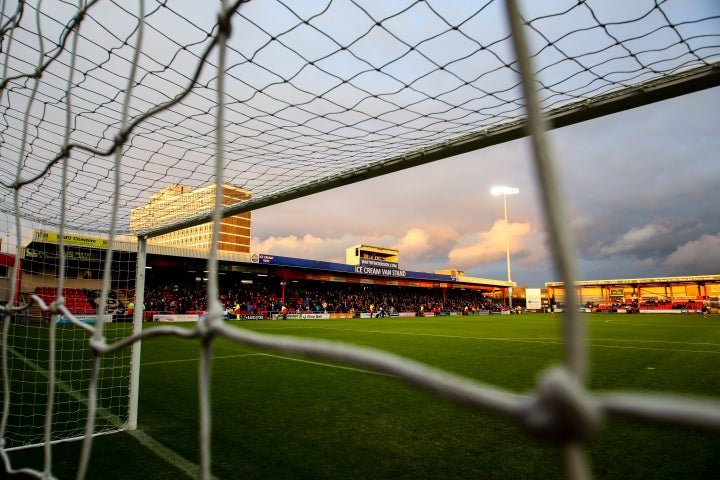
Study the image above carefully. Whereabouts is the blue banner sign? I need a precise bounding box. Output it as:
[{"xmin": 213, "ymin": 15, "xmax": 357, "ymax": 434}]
[{"xmin": 253, "ymin": 253, "xmax": 453, "ymax": 282}]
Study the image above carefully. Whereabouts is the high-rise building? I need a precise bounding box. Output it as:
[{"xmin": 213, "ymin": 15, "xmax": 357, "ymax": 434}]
[{"xmin": 130, "ymin": 184, "xmax": 252, "ymax": 253}]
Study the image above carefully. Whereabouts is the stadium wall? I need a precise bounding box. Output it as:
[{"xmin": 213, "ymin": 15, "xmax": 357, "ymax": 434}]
[{"xmin": 19, "ymin": 273, "xmax": 103, "ymax": 293}]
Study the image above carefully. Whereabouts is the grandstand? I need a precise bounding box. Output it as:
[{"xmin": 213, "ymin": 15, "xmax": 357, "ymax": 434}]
[
  {"xmin": 548, "ymin": 275, "xmax": 720, "ymax": 314},
  {"xmin": 5, "ymin": 228, "xmax": 512, "ymax": 322}
]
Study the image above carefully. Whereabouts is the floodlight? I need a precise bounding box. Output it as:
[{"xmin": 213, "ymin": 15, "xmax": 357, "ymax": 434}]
[
  {"xmin": 491, "ymin": 186, "xmax": 519, "ymax": 308},
  {"xmin": 491, "ymin": 186, "xmax": 519, "ymax": 196}
]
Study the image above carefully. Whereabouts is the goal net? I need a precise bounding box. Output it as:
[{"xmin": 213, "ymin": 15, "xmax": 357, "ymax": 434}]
[
  {"xmin": 1, "ymin": 317, "xmax": 131, "ymax": 450},
  {"xmin": 1, "ymin": 1, "xmax": 719, "ymax": 479},
  {"xmin": 0, "ymin": 216, "xmax": 135, "ymax": 451}
]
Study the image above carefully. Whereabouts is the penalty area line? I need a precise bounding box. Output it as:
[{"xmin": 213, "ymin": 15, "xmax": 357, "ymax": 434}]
[
  {"xmin": 141, "ymin": 353, "xmax": 264, "ymax": 366},
  {"xmin": 144, "ymin": 352, "xmax": 391, "ymax": 376},
  {"xmin": 128, "ymin": 430, "xmax": 219, "ymax": 480},
  {"xmin": 257, "ymin": 352, "xmax": 393, "ymax": 377}
]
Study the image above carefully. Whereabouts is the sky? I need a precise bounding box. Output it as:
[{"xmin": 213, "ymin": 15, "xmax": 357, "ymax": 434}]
[{"xmin": 250, "ymin": 85, "xmax": 720, "ymax": 288}]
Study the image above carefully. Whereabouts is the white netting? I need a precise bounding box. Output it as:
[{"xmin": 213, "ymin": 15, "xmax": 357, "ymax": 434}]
[
  {"xmin": 0, "ymin": 0, "xmax": 717, "ymax": 235},
  {"xmin": 1, "ymin": 320, "xmax": 130, "ymax": 449},
  {"xmin": 1, "ymin": 1, "xmax": 719, "ymax": 479},
  {"xmin": 0, "ymin": 210, "xmax": 135, "ymax": 458}
]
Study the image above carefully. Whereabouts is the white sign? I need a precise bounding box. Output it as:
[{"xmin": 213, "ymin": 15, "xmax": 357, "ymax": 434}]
[
  {"xmin": 526, "ymin": 288, "xmax": 542, "ymax": 310},
  {"xmin": 152, "ymin": 314, "xmax": 201, "ymax": 322}
]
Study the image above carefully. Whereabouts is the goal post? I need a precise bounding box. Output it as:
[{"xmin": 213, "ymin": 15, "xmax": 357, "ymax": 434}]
[{"xmin": 127, "ymin": 236, "xmax": 147, "ymax": 432}]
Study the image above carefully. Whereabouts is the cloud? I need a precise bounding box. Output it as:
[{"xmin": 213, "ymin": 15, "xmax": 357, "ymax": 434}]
[
  {"xmin": 251, "ymin": 218, "xmax": 555, "ymax": 286},
  {"xmin": 252, "ymin": 226, "xmax": 462, "ymax": 270},
  {"xmin": 395, "ymin": 228, "xmax": 431, "ymax": 255},
  {"xmin": 394, "ymin": 227, "xmax": 460, "ymax": 269},
  {"xmin": 448, "ymin": 219, "xmax": 534, "ymax": 268},
  {"xmin": 664, "ymin": 234, "xmax": 720, "ymax": 273},
  {"xmin": 394, "ymin": 228, "xmax": 441, "ymax": 269},
  {"xmin": 252, "ymin": 233, "xmax": 354, "ymax": 263},
  {"xmin": 591, "ymin": 223, "xmax": 670, "ymax": 256}
]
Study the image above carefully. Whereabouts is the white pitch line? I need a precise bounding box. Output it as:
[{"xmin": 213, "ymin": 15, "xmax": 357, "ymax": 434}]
[
  {"xmin": 143, "ymin": 351, "xmax": 389, "ymax": 376},
  {"xmin": 587, "ymin": 337, "xmax": 720, "ymax": 347},
  {"xmin": 599, "ymin": 320, "xmax": 720, "ymax": 328},
  {"xmin": 6, "ymin": 345, "xmax": 124, "ymax": 428},
  {"xmin": 139, "ymin": 351, "xmax": 367, "ymax": 479},
  {"xmin": 255, "ymin": 352, "xmax": 392, "ymax": 376},
  {"xmin": 585, "ymin": 343, "xmax": 720, "ymax": 354},
  {"xmin": 128, "ymin": 430, "xmax": 219, "ymax": 480},
  {"xmin": 250, "ymin": 325, "xmax": 720, "ymax": 354},
  {"xmin": 255, "ymin": 324, "xmax": 720, "ymax": 346},
  {"xmin": 7, "ymin": 347, "xmax": 215, "ymax": 479},
  {"xmin": 141, "ymin": 353, "xmax": 264, "ymax": 366}
]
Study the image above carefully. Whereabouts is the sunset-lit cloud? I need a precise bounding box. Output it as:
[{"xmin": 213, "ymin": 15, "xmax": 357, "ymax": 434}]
[
  {"xmin": 448, "ymin": 220, "xmax": 530, "ymax": 266},
  {"xmin": 252, "ymin": 234, "xmax": 352, "ymax": 263}
]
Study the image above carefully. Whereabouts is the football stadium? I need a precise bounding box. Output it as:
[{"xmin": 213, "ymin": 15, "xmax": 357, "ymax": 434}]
[{"xmin": 1, "ymin": 2, "xmax": 719, "ymax": 479}]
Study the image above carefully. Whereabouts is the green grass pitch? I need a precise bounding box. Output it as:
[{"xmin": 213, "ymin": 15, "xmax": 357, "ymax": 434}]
[{"xmin": 4, "ymin": 313, "xmax": 720, "ymax": 479}]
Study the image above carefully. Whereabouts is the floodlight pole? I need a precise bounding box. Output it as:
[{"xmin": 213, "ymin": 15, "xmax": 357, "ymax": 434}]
[{"xmin": 491, "ymin": 187, "xmax": 519, "ymax": 309}]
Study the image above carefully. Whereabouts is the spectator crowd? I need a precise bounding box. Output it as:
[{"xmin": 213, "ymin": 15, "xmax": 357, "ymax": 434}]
[{"xmin": 126, "ymin": 277, "xmax": 504, "ymax": 318}]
